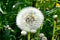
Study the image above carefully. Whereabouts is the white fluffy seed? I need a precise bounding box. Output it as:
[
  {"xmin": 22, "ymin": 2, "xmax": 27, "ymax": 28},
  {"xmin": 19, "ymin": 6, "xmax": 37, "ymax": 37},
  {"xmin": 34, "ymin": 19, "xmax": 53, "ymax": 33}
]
[
  {"xmin": 21, "ymin": 31, "xmax": 27, "ymax": 35},
  {"xmin": 31, "ymin": 29, "xmax": 36, "ymax": 33},
  {"xmin": 42, "ymin": 36, "xmax": 47, "ymax": 40},
  {"xmin": 53, "ymin": 15, "xmax": 58, "ymax": 19},
  {"xmin": 8, "ymin": 27, "xmax": 11, "ymax": 30},
  {"xmin": 39, "ymin": 33, "xmax": 45, "ymax": 38}
]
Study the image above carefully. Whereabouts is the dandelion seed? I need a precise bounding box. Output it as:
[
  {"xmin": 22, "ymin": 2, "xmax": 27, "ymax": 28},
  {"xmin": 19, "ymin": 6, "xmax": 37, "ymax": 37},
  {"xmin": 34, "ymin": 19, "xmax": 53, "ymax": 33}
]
[
  {"xmin": 30, "ymin": 29, "xmax": 36, "ymax": 33},
  {"xmin": 0, "ymin": 7, "xmax": 4, "ymax": 13},
  {"xmin": 11, "ymin": 29, "xmax": 14, "ymax": 32},
  {"xmin": 13, "ymin": 5, "xmax": 15, "ymax": 8},
  {"xmin": 12, "ymin": 2, "xmax": 24, "ymax": 8},
  {"xmin": 3, "ymin": 25, "xmax": 9, "ymax": 28},
  {"xmin": 8, "ymin": 27, "xmax": 11, "ymax": 30}
]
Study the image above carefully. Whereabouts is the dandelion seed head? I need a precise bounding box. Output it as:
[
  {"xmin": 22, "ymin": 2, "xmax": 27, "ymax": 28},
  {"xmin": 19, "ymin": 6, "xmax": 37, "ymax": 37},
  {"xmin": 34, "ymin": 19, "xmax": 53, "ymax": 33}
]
[
  {"xmin": 16, "ymin": 7, "xmax": 44, "ymax": 32},
  {"xmin": 39, "ymin": 33, "xmax": 45, "ymax": 38},
  {"xmin": 42, "ymin": 36, "xmax": 47, "ymax": 40},
  {"xmin": 53, "ymin": 15, "xmax": 58, "ymax": 19}
]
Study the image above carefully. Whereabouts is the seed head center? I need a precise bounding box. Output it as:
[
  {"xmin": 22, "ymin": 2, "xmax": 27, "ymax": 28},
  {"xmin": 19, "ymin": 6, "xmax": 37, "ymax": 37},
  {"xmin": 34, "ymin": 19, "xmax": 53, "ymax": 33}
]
[{"xmin": 26, "ymin": 15, "xmax": 35, "ymax": 23}]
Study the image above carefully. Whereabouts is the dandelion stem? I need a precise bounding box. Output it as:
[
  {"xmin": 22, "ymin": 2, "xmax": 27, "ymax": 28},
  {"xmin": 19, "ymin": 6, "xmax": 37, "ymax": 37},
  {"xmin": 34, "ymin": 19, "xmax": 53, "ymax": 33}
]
[
  {"xmin": 56, "ymin": 0, "xmax": 58, "ymax": 2},
  {"xmin": 52, "ymin": 20, "xmax": 56, "ymax": 40},
  {"xmin": 19, "ymin": 35, "xmax": 22, "ymax": 40},
  {"xmin": 28, "ymin": 32, "xmax": 30, "ymax": 40},
  {"xmin": 36, "ymin": 0, "xmax": 38, "ymax": 8},
  {"xmin": 20, "ymin": 38, "xmax": 22, "ymax": 40},
  {"xmin": 41, "ymin": 0, "xmax": 43, "ymax": 3}
]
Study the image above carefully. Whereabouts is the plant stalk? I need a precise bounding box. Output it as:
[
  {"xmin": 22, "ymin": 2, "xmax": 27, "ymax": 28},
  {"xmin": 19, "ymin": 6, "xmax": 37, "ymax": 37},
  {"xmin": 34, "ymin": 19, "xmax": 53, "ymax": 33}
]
[
  {"xmin": 28, "ymin": 32, "xmax": 30, "ymax": 40},
  {"xmin": 52, "ymin": 20, "xmax": 56, "ymax": 40}
]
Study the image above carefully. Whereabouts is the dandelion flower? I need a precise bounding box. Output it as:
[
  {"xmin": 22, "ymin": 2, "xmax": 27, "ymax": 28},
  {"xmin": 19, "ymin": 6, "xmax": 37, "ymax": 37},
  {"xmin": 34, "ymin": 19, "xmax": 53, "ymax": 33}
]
[
  {"xmin": 16, "ymin": 7, "xmax": 44, "ymax": 32},
  {"xmin": 42, "ymin": 36, "xmax": 47, "ymax": 40},
  {"xmin": 53, "ymin": 15, "xmax": 58, "ymax": 19},
  {"xmin": 39, "ymin": 33, "xmax": 45, "ymax": 38}
]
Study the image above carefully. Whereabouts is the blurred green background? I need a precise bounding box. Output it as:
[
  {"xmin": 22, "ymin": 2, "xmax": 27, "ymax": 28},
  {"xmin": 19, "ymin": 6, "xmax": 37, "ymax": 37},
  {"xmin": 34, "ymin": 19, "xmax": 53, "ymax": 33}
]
[{"xmin": 0, "ymin": 0, "xmax": 60, "ymax": 40}]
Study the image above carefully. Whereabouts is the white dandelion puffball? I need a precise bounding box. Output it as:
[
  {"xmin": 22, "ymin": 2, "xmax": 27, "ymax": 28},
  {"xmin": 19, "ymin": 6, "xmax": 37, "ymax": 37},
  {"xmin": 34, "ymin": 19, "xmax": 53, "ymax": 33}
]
[
  {"xmin": 21, "ymin": 31, "xmax": 27, "ymax": 35},
  {"xmin": 42, "ymin": 36, "xmax": 47, "ymax": 40},
  {"xmin": 53, "ymin": 15, "xmax": 58, "ymax": 19},
  {"xmin": 16, "ymin": 7, "xmax": 44, "ymax": 32},
  {"xmin": 39, "ymin": 33, "xmax": 45, "ymax": 38}
]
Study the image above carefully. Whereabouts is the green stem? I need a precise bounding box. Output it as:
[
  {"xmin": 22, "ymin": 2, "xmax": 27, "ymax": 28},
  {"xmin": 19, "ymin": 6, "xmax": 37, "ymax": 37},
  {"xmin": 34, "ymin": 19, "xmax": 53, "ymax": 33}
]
[
  {"xmin": 52, "ymin": 20, "xmax": 56, "ymax": 40},
  {"xmin": 35, "ymin": 0, "xmax": 37, "ymax": 8},
  {"xmin": 19, "ymin": 35, "xmax": 22, "ymax": 40},
  {"xmin": 28, "ymin": 32, "xmax": 30, "ymax": 40},
  {"xmin": 20, "ymin": 38, "xmax": 22, "ymax": 40},
  {"xmin": 56, "ymin": 0, "xmax": 58, "ymax": 2},
  {"xmin": 36, "ymin": 0, "xmax": 39, "ymax": 8},
  {"xmin": 41, "ymin": 0, "xmax": 43, "ymax": 3}
]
